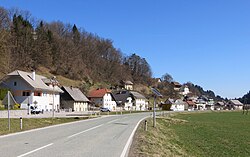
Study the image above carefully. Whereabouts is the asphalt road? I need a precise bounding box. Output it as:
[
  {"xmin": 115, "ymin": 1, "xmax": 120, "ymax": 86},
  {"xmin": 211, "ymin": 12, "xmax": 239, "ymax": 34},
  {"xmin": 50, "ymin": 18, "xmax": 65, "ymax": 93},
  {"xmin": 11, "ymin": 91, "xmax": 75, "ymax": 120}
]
[{"xmin": 0, "ymin": 112, "xmax": 150, "ymax": 157}]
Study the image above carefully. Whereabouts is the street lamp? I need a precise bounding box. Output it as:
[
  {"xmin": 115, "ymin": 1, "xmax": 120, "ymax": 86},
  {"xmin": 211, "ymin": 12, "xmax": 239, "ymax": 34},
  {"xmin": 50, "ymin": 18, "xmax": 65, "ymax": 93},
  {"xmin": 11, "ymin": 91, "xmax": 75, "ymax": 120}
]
[{"xmin": 151, "ymin": 87, "xmax": 162, "ymax": 128}]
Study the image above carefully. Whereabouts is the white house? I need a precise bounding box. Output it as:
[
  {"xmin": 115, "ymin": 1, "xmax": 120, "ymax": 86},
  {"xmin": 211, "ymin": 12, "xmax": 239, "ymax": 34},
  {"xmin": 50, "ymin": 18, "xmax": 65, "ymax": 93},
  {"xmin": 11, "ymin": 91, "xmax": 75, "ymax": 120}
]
[
  {"xmin": 123, "ymin": 81, "xmax": 133, "ymax": 90},
  {"xmin": 170, "ymin": 99, "xmax": 187, "ymax": 111},
  {"xmin": 0, "ymin": 70, "xmax": 63, "ymax": 112},
  {"xmin": 180, "ymin": 85, "xmax": 190, "ymax": 96},
  {"xmin": 112, "ymin": 90, "xmax": 134, "ymax": 111},
  {"xmin": 130, "ymin": 91, "xmax": 147, "ymax": 111},
  {"xmin": 88, "ymin": 88, "xmax": 117, "ymax": 111},
  {"xmin": 196, "ymin": 97, "xmax": 207, "ymax": 110},
  {"xmin": 226, "ymin": 100, "xmax": 243, "ymax": 110},
  {"xmin": 61, "ymin": 86, "xmax": 89, "ymax": 112}
]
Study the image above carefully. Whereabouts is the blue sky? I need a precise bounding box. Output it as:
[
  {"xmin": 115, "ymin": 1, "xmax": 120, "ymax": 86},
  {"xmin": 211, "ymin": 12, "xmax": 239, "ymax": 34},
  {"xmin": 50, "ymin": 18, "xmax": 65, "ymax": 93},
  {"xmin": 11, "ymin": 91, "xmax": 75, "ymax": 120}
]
[{"xmin": 1, "ymin": 0, "xmax": 250, "ymax": 98}]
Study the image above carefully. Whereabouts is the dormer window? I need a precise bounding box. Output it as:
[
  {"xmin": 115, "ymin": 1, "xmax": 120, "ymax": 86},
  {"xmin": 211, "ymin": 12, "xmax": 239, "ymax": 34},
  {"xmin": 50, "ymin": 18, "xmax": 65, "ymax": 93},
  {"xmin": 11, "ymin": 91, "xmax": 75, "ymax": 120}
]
[{"xmin": 14, "ymin": 82, "xmax": 17, "ymax": 86}]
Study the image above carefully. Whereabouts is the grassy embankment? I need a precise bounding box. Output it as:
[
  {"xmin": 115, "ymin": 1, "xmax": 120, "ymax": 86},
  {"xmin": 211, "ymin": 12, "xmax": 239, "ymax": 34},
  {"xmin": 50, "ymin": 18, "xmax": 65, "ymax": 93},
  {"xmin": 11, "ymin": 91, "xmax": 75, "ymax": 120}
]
[
  {"xmin": 0, "ymin": 117, "xmax": 90, "ymax": 135},
  {"xmin": 130, "ymin": 111, "xmax": 250, "ymax": 157}
]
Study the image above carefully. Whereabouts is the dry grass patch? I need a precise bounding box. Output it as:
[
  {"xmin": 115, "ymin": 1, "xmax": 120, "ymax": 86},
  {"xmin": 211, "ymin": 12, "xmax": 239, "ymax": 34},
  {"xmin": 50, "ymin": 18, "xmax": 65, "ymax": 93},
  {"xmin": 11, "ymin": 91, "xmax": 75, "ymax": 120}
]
[{"xmin": 129, "ymin": 116, "xmax": 188, "ymax": 157}]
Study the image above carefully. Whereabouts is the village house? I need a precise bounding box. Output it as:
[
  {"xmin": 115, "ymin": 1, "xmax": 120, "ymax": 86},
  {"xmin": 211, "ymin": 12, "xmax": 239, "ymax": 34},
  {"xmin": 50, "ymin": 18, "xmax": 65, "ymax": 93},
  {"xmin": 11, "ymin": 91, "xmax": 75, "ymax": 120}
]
[
  {"xmin": 122, "ymin": 81, "xmax": 134, "ymax": 90},
  {"xmin": 170, "ymin": 99, "xmax": 187, "ymax": 111},
  {"xmin": 186, "ymin": 100, "xmax": 196, "ymax": 111},
  {"xmin": 88, "ymin": 88, "xmax": 117, "ymax": 111},
  {"xmin": 161, "ymin": 98, "xmax": 174, "ymax": 110},
  {"xmin": 214, "ymin": 101, "xmax": 225, "ymax": 110},
  {"xmin": 130, "ymin": 91, "xmax": 148, "ymax": 111},
  {"xmin": 180, "ymin": 85, "xmax": 190, "ymax": 96},
  {"xmin": 0, "ymin": 70, "xmax": 63, "ymax": 111},
  {"xmin": 112, "ymin": 90, "xmax": 133, "ymax": 111},
  {"xmin": 206, "ymin": 98, "xmax": 215, "ymax": 110},
  {"xmin": 196, "ymin": 97, "xmax": 207, "ymax": 110},
  {"xmin": 60, "ymin": 86, "xmax": 89, "ymax": 112},
  {"xmin": 226, "ymin": 100, "xmax": 243, "ymax": 110},
  {"xmin": 171, "ymin": 82, "xmax": 182, "ymax": 91}
]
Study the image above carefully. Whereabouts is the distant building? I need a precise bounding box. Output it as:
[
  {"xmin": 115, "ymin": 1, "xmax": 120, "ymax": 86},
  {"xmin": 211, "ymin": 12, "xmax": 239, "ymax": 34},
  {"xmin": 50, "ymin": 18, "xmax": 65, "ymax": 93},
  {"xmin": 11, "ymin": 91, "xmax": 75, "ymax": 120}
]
[
  {"xmin": 88, "ymin": 88, "xmax": 117, "ymax": 111},
  {"xmin": 60, "ymin": 86, "xmax": 89, "ymax": 112},
  {"xmin": 180, "ymin": 85, "xmax": 190, "ymax": 96},
  {"xmin": 112, "ymin": 90, "xmax": 133, "ymax": 110},
  {"xmin": 130, "ymin": 91, "xmax": 148, "ymax": 111},
  {"xmin": 214, "ymin": 102, "xmax": 225, "ymax": 110},
  {"xmin": 226, "ymin": 100, "xmax": 243, "ymax": 110},
  {"xmin": 123, "ymin": 81, "xmax": 134, "ymax": 90},
  {"xmin": 170, "ymin": 99, "xmax": 187, "ymax": 111},
  {"xmin": 171, "ymin": 82, "xmax": 182, "ymax": 91}
]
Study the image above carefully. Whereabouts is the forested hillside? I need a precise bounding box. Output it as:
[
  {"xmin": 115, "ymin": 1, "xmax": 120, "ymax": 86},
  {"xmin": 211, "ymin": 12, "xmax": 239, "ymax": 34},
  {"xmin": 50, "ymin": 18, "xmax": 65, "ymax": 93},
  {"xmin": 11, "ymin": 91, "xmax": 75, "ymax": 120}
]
[
  {"xmin": 0, "ymin": 7, "xmax": 223, "ymax": 100},
  {"xmin": 0, "ymin": 7, "xmax": 152, "ymax": 86}
]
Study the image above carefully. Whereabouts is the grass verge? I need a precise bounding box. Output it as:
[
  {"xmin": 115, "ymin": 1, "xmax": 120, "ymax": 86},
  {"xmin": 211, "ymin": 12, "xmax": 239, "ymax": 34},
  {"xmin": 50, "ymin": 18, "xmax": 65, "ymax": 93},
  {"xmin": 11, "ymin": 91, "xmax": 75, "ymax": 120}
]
[
  {"xmin": 0, "ymin": 117, "xmax": 91, "ymax": 136},
  {"xmin": 130, "ymin": 111, "xmax": 250, "ymax": 157}
]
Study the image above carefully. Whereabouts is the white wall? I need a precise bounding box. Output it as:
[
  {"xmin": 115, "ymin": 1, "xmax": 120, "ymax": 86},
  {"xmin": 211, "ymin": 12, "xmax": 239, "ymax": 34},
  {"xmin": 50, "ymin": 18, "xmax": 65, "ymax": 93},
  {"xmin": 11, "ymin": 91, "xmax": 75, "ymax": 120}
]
[
  {"xmin": 124, "ymin": 97, "xmax": 133, "ymax": 110},
  {"xmin": 171, "ymin": 104, "xmax": 185, "ymax": 111},
  {"xmin": 134, "ymin": 98, "xmax": 146, "ymax": 111},
  {"xmin": 103, "ymin": 93, "xmax": 117, "ymax": 111},
  {"xmin": 74, "ymin": 102, "xmax": 88, "ymax": 111}
]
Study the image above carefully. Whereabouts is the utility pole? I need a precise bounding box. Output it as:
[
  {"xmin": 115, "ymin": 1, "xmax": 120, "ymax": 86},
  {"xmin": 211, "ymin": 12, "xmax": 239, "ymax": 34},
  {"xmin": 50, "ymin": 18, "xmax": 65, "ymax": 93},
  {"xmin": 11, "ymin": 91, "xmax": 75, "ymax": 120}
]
[
  {"xmin": 151, "ymin": 88, "xmax": 162, "ymax": 128},
  {"xmin": 7, "ymin": 91, "xmax": 10, "ymax": 131},
  {"xmin": 153, "ymin": 95, "xmax": 156, "ymax": 128}
]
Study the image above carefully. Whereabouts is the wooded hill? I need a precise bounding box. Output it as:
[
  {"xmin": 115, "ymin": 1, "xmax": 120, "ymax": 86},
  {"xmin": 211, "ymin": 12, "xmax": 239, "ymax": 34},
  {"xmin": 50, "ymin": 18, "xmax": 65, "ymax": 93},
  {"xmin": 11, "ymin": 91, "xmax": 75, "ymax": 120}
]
[
  {"xmin": 0, "ymin": 7, "xmax": 223, "ymax": 101},
  {"xmin": 0, "ymin": 7, "xmax": 152, "ymax": 86}
]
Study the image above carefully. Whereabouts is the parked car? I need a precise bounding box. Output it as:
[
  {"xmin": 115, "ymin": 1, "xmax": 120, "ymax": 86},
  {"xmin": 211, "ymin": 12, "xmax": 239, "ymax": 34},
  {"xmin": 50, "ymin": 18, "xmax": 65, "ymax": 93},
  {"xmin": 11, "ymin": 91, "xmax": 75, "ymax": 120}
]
[{"xmin": 100, "ymin": 107, "xmax": 111, "ymax": 112}]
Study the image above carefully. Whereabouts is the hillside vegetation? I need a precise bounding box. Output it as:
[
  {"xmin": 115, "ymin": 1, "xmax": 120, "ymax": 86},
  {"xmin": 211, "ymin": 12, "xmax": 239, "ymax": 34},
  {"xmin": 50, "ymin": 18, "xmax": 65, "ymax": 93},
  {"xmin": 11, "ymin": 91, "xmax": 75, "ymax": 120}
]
[{"xmin": 0, "ymin": 7, "xmax": 223, "ymax": 100}]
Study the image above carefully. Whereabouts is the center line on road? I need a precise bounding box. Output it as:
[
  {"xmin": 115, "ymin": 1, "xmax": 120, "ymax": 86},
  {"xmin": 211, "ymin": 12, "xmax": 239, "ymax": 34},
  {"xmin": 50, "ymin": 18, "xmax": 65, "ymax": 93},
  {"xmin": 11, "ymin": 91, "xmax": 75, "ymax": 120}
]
[
  {"xmin": 17, "ymin": 143, "xmax": 53, "ymax": 157},
  {"xmin": 67, "ymin": 124, "xmax": 104, "ymax": 139}
]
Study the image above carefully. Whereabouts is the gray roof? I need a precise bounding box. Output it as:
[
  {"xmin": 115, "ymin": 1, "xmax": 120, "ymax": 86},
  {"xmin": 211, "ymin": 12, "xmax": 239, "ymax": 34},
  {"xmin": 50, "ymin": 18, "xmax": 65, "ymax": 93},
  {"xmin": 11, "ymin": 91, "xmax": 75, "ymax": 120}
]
[
  {"xmin": 124, "ymin": 81, "xmax": 133, "ymax": 85},
  {"xmin": 63, "ymin": 86, "xmax": 89, "ymax": 102},
  {"xmin": 112, "ymin": 90, "xmax": 132, "ymax": 104},
  {"xmin": 7, "ymin": 70, "xmax": 63, "ymax": 93},
  {"xmin": 174, "ymin": 99, "xmax": 187, "ymax": 105},
  {"xmin": 130, "ymin": 91, "xmax": 146, "ymax": 99},
  {"xmin": 230, "ymin": 100, "xmax": 243, "ymax": 106}
]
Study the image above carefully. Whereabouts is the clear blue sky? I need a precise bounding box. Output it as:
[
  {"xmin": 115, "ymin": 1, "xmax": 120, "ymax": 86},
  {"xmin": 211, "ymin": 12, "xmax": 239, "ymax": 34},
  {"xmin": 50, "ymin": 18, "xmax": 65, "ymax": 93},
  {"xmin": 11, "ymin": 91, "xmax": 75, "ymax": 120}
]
[{"xmin": 1, "ymin": 0, "xmax": 250, "ymax": 98}]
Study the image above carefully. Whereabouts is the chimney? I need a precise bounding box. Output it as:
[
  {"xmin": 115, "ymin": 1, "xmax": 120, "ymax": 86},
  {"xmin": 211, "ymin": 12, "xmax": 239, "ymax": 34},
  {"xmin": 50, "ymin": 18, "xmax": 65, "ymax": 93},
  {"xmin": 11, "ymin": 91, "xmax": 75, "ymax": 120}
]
[{"xmin": 31, "ymin": 70, "xmax": 35, "ymax": 81}]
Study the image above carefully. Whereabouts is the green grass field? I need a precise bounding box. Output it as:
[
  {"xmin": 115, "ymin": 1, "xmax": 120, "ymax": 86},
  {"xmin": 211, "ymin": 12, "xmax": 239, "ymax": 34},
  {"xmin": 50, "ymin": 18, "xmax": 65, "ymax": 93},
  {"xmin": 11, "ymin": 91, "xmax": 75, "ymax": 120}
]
[
  {"xmin": 130, "ymin": 111, "xmax": 250, "ymax": 157},
  {"xmin": 0, "ymin": 117, "xmax": 90, "ymax": 135}
]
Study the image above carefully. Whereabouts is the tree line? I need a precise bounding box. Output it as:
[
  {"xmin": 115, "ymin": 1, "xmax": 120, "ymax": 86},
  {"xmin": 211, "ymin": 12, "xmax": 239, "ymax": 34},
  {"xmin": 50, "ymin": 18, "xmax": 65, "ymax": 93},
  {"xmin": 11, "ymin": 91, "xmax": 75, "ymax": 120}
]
[{"xmin": 0, "ymin": 7, "xmax": 152, "ymax": 86}]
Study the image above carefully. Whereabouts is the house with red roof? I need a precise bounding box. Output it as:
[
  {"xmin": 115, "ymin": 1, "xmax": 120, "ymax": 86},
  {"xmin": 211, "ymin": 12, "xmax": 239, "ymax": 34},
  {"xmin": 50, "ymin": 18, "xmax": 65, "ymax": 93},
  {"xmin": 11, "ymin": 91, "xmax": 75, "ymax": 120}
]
[{"xmin": 88, "ymin": 88, "xmax": 117, "ymax": 111}]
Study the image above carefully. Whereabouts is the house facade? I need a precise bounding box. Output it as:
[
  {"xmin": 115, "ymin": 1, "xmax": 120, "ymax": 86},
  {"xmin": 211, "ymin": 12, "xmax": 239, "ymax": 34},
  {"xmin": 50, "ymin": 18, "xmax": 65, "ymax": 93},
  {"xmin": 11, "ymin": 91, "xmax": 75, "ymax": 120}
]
[
  {"xmin": 0, "ymin": 70, "xmax": 63, "ymax": 111},
  {"xmin": 226, "ymin": 100, "xmax": 243, "ymax": 110},
  {"xmin": 123, "ymin": 81, "xmax": 133, "ymax": 91},
  {"xmin": 112, "ymin": 90, "xmax": 133, "ymax": 111},
  {"xmin": 170, "ymin": 99, "xmax": 187, "ymax": 111},
  {"xmin": 130, "ymin": 91, "xmax": 147, "ymax": 111},
  {"xmin": 180, "ymin": 85, "xmax": 190, "ymax": 96},
  {"xmin": 171, "ymin": 82, "xmax": 182, "ymax": 91},
  {"xmin": 61, "ymin": 86, "xmax": 89, "ymax": 112},
  {"xmin": 88, "ymin": 88, "xmax": 117, "ymax": 111}
]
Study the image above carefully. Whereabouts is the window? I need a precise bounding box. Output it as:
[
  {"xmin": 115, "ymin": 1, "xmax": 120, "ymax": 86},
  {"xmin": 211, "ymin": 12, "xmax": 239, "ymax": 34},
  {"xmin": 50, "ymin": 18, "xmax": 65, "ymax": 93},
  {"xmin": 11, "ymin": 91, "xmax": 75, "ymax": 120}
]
[
  {"xmin": 14, "ymin": 82, "xmax": 17, "ymax": 86},
  {"xmin": 22, "ymin": 91, "xmax": 30, "ymax": 96},
  {"xmin": 34, "ymin": 91, "xmax": 42, "ymax": 96}
]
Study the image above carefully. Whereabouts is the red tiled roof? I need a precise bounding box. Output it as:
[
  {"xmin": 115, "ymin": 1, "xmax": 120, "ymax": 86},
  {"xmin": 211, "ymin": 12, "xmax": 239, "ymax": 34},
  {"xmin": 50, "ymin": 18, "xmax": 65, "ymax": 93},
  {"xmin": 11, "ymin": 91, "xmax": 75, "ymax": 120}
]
[
  {"xmin": 186, "ymin": 100, "xmax": 196, "ymax": 106},
  {"xmin": 88, "ymin": 88, "xmax": 111, "ymax": 98}
]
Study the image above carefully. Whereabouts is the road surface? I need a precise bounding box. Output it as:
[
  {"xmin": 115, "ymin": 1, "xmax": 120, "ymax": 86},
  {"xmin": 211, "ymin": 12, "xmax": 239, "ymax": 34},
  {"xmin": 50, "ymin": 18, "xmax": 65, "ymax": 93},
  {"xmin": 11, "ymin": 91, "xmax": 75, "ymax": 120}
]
[{"xmin": 0, "ymin": 112, "xmax": 150, "ymax": 157}]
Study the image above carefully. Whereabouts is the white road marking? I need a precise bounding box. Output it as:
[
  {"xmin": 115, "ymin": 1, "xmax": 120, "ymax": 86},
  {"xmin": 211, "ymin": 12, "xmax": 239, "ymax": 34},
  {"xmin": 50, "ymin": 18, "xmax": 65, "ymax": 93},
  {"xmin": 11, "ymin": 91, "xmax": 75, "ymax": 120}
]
[
  {"xmin": 120, "ymin": 116, "xmax": 149, "ymax": 157},
  {"xmin": 67, "ymin": 124, "xmax": 104, "ymax": 139},
  {"xmin": 17, "ymin": 143, "xmax": 53, "ymax": 157}
]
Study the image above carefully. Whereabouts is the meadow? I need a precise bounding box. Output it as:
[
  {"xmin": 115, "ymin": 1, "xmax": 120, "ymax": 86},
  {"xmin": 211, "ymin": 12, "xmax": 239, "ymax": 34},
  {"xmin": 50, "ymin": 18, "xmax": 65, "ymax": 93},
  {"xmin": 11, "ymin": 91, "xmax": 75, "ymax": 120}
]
[{"xmin": 130, "ymin": 111, "xmax": 250, "ymax": 157}]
